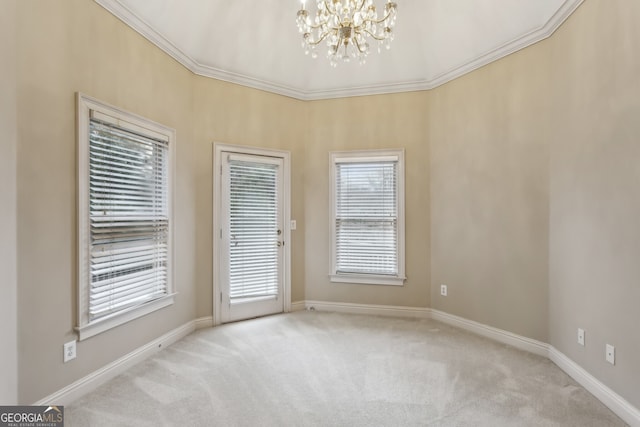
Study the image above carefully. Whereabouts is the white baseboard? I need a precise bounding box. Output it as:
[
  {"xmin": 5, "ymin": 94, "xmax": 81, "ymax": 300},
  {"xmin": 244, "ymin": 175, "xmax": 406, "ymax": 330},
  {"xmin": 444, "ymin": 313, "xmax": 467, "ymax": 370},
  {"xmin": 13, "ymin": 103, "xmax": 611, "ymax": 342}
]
[
  {"xmin": 304, "ymin": 300, "xmax": 431, "ymax": 319},
  {"xmin": 35, "ymin": 301, "xmax": 639, "ymax": 426},
  {"xmin": 301, "ymin": 300, "xmax": 639, "ymax": 426},
  {"xmin": 430, "ymin": 309, "xmax": 549, "ymax": 357},
  {"xmin": 549, "ymin": 347, "xmax": 640, "ymax": 427},
  {"xmin": 290, "ymin": 301, "xmax": 306, "ymax": 312},
  {"xmin": 195, "ymin": 316, "xmax": 213, "ymax": 329},
  {"xmin": 34, "ymin": 320, "xmax": 197, "ymax": 406}
]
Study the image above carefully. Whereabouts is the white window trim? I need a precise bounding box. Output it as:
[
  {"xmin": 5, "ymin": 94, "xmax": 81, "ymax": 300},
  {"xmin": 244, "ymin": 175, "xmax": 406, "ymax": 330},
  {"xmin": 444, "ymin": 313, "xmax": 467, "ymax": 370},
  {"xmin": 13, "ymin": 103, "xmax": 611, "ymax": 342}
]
[
  {"xmin": 76, "ymin": 93, "xmax": 176, "ymax": 341},
  {"xmin": 329, "ymin": 149, "xmax": 406, "ymax": 286}
]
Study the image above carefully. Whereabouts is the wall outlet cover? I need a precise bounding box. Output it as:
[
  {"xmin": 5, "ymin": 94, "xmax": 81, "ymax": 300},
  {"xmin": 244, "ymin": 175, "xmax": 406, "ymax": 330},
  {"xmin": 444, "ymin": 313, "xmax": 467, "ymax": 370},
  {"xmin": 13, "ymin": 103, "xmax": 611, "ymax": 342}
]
[
  {"xmin": 64, "ymin": 340, "xmax": 77, "ymax": 363},
  {"xmin": 606, "ymin": 344, "xmax": 615, "ymax": 365}
]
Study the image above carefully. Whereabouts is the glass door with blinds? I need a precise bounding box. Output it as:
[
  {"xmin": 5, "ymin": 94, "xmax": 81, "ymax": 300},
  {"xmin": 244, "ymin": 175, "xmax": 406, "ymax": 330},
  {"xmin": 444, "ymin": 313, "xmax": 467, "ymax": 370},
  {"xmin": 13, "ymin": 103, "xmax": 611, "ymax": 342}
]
[{"xmin": 220, "ymin": 152, "xmax": 284, "ymax": 323}]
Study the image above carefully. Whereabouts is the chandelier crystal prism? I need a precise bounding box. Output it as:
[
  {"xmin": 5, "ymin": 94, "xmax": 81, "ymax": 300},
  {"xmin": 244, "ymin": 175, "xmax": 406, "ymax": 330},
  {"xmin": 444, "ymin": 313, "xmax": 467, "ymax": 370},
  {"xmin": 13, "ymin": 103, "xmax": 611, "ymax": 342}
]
[{"xmin": 296, "ymin": 0, "xmax": 398, "ymax": 67}]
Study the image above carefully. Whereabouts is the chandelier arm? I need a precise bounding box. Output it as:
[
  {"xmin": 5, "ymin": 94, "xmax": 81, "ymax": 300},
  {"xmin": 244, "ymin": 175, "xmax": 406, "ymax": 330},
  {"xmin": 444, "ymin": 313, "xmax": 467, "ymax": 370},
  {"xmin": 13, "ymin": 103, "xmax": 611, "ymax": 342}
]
[
  {"xmin": 297, "ymin": 14, "xmax": 328, "ymax": 31},
  {"xmin": 306, "ymin": 29, "xmax": 336, "ymax": 46},
  {"xmin": 307, "ymin": 22, "xmax": 327, "ymax": 30},
  {"xmin": 364, "ymin": 10, "xmax": 396, "ymax": 26},
  {"xmin": 361, "ymin": 28, "xmax": 387, "ymax": 41},
  {"xmin": 324, "ymin": 1, "xmax": 339, "ymax": 16},
  {"xmin": 353, "ymin": 36, "xmax": 366, "ymax": 53}
]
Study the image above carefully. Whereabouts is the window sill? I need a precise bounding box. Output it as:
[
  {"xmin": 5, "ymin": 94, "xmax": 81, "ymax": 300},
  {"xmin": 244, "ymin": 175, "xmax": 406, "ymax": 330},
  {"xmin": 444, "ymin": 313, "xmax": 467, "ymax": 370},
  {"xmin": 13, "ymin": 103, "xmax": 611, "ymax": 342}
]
[
  {"xmin": 330, "ymin": 274, "xmax": 406, "ymax": 286},
  {"xmin": 76, "ymin": 294, "xmax": 176, "ymax": 341}
]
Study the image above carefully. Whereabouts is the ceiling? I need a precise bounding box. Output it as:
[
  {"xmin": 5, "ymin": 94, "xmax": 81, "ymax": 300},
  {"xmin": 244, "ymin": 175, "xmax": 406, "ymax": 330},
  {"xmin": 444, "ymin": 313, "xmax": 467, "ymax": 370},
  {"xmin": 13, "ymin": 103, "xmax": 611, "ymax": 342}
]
[{"xmin": 95, "ymin": 0, "xmax": 583, "ymax": 100}]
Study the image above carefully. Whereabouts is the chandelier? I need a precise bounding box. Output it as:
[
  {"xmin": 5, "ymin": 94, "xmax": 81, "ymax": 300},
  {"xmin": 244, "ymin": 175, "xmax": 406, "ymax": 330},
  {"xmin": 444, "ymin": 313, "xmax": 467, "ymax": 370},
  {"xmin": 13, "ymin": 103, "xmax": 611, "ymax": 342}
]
[{"xmin": 296, "ymin": 0, "xmax": 398, "ymax": 67}]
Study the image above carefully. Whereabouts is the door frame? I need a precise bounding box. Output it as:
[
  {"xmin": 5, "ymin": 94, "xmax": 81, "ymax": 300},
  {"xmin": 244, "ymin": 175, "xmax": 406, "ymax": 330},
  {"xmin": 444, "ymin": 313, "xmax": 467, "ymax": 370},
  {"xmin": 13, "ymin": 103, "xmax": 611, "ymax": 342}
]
[{"xmin": 212, "ymin": 142, "xmax": 291, "ymax": 326}]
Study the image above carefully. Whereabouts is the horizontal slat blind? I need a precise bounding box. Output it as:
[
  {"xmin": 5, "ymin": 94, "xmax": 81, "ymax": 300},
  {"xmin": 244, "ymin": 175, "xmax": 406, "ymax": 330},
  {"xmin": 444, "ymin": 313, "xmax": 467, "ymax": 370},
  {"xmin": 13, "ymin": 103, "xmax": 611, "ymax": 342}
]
[
  {"xmin": 89, "ymin": 119, "xmax": 169, "ymax": 321},
  {"xmin": 228, "ymin": 159, "xmax": 279, "ymax": 299},
  {"xmin": 335, "ymin": 160, "xmax": 398, "ymax": 275}
]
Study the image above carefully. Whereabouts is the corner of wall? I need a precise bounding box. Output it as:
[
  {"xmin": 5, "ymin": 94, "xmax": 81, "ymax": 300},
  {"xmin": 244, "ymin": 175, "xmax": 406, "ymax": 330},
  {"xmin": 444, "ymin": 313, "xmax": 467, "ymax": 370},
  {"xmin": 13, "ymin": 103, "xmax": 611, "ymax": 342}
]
[{"xmin": 0, "ymin": 0, "xmax": 18, "ymax": 405}]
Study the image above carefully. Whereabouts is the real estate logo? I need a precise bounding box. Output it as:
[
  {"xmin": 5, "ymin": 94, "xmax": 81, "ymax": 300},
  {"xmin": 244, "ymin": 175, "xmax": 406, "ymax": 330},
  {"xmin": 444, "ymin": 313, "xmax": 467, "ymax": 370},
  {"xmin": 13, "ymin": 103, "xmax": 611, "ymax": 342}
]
[{"xmin": 0, "ymin": 406, "xmax": 63, "ymax": 427}]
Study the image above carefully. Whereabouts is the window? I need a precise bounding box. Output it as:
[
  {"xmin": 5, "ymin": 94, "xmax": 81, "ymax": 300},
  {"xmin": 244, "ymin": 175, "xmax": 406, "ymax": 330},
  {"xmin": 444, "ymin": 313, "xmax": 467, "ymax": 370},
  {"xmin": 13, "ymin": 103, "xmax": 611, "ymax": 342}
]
[
  {"xmin": 77, "ymin": 93, "xmax": 175, "ymax": 340},
  {"xmin": 330, "ymin": 150, "xmax": 406, "ymax": 286}
]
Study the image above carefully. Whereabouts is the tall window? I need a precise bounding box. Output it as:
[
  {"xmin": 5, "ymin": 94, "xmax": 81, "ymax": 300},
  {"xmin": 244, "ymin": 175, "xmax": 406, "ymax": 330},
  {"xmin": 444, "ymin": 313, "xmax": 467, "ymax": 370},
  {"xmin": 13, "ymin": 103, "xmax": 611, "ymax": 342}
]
[
  {"xmin": 330, "ymin": 150, "xmax": 405, "ymax": 286},
  {"xmin": 77, "ymin": 94, "xmax": 175, "ymax": 340}
]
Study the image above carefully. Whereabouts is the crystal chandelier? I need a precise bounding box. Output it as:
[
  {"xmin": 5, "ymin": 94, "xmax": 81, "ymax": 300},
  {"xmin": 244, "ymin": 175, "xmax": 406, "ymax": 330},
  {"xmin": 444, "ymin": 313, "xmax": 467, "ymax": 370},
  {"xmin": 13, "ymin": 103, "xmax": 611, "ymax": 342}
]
[{"xmin": 296, "ymin": 0, "xmax": 398, "ymax": 67}]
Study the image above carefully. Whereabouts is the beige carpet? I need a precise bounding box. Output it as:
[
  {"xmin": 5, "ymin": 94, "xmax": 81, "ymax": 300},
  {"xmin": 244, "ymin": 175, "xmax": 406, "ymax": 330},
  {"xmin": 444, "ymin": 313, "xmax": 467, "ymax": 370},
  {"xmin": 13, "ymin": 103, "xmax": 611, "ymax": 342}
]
[{"xmin": 66, "ymin": 311, "xmax": 626, "ymax": 426}]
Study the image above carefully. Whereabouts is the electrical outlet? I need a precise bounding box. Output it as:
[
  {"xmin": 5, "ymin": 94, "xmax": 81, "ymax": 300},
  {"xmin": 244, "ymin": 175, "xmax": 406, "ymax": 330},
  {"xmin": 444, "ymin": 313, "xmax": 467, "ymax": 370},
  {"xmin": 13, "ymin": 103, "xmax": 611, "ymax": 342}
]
[
  {"xmin": 64, "ymin": 340, "xmax": 76, "ymax": 363},
  {"xmin": 577, "ymin": 328, "xmax": 585, "ymax": 346},
  {"xmin": 440, "ymin": 284, "xmax": 448, "ymax": 296},
  {"xmin": 606, "ymin": 344, "xmax": 615, "ymax": 365}
]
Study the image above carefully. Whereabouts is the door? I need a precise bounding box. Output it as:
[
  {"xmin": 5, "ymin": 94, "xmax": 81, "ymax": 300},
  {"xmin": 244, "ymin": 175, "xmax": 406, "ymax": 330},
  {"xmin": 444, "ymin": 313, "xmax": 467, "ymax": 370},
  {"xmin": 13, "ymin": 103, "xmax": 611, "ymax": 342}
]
[{"xmin": 220, "ymin": 152, "xmax": 285, "ymax": 323}]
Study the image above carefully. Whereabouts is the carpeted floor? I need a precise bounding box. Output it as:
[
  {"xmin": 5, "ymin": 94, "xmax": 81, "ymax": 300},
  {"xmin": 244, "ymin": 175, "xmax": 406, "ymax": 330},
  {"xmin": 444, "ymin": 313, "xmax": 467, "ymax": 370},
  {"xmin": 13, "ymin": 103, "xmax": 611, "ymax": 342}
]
[{"xmin": 66, "ymin": 311, "xmax": 627, "ymax": 426}]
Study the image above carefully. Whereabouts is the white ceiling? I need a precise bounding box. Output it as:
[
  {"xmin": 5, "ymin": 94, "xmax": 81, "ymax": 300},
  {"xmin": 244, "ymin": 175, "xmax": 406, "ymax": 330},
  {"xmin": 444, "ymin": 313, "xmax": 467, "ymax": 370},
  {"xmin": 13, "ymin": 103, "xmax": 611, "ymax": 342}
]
[{"xmin": 95, "ymin": 0, "xmax": 583, "ymax": 100}]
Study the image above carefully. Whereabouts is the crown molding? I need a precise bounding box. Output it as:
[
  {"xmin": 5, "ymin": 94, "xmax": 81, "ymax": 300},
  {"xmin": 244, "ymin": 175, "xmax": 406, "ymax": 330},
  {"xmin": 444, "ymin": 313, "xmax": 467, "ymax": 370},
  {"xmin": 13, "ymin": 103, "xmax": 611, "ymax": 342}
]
[
  {"xmin": 95, "ymin": 0, "xmax": 583, "ymax": 101},
  {"xmin": 190, "ymin": 62, "xmax": 311, "ymax": 100},
  {"xmin": 94, "ymin": 0, "xmax": 311, "ymax": 100},
  {"xmin": 423, "ymin": 0, "xmax": 584, "ymax": 90},
  {"xmin": 95, "ymin": 0, "xmax": 199, "ymax": 72}
]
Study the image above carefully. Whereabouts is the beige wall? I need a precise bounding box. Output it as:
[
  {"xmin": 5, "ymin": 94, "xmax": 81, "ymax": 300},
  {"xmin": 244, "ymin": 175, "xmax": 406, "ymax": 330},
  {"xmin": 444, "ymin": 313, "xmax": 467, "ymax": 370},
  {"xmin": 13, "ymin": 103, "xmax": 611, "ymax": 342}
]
[
  {"xmin": 15, "ymin": 0, "xmax": 196, "ymax": 403},
  {"xmin": 0, "ymin": 0, "xmax": 18, "ymax": 405},
  {"xmin": 191, "ymin": 77, "xmax": 307, "ymax": 317},
  {"xmin": 429, "ymin": 0, "xmax": 640, "ymax": 408},
  {"xmin": 9, "ymin": 0, "xmax": 639, "ymax": 412},
  {"xmin": 12, "ymin": 0, "xmax": 306, "ymax": 404},
  {"xmin": 304, "ymin": 93, "xmax": 431, "ymax": 307},
  {"xmin": 428, "ymin": 36, "xmax": 551, "ymax": 342},
  {"xmin": 548, "ymin": 0, "xmax": 640, "ymax": 409}
]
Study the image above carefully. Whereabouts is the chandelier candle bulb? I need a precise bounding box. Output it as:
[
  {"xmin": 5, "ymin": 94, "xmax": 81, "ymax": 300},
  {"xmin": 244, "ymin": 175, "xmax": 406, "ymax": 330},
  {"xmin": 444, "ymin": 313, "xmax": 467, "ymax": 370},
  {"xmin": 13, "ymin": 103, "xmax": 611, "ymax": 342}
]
[{"xmin": 296, "ymin": 0, "xmax": 398, "ymax": 67}]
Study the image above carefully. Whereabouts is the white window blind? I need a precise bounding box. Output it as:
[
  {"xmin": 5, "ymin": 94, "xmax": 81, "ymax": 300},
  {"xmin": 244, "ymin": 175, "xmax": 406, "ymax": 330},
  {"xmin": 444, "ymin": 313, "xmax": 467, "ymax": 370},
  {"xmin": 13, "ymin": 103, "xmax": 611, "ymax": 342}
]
[
  {"xmin": 228, "ymin": 159, "xmax": 279, "ymax": 299},
  {"xmin": 335, "ymin": 159, "xmax": 398, "ymax": 275},
  {"xmin": 88, "ymin": 119, "xmax": 169, "ymax": 320},
  {"xmin": 330, "ymin": 150, "xmax": 405, "ymax": 286},
  {"xmin": 77, "ymin": 94, "xmax": 175, "ymax": 340}
]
